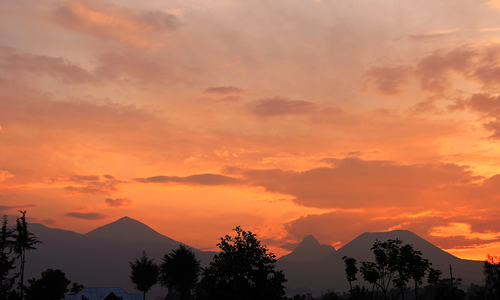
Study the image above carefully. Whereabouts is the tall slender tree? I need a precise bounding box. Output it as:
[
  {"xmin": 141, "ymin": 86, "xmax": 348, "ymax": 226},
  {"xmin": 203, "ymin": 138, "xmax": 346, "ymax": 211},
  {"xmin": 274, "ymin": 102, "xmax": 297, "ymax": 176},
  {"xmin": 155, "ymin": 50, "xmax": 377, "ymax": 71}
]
[
  {"xmin": 160, "ymin": 244, "xmax": 200, "ymax": 300},
  {"xmin": 13, "ymin": 211, "xmax": 41, "ymax": 299},
  {"xmin": 130, "ymin": 251, "xmax": 158, "ymax": 300},
  {"xmin": 0, "ymin": 215, "xmax": 16, "ymax": 299}
]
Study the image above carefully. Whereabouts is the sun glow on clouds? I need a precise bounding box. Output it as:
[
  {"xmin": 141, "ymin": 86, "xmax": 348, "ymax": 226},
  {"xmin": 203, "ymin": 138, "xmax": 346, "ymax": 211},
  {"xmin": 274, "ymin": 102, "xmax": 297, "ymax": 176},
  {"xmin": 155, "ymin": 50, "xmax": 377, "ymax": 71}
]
[
  {"xmin": 2, "ymin": 0, "xmax": 500, "ymax": 260},
  {"xmin": 431, "ymin": 223, "xmax": 500, "ymax": 240}
]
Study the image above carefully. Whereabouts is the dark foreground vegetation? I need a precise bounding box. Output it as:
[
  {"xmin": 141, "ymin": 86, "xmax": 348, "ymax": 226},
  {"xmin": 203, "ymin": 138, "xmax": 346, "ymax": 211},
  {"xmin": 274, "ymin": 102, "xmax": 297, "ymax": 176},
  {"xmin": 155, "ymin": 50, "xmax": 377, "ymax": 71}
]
[
  {"xmin": 1, "ymin": 211, "xmax": 500, "ymax": 300},
  {"xmin": 0, "ymin": 211, "xmax": 83, "ymax": 300}
]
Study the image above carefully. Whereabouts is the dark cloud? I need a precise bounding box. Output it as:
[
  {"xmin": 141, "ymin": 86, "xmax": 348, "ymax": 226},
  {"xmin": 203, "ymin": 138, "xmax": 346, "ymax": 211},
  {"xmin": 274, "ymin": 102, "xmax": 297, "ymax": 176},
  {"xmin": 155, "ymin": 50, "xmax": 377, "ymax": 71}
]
[
  {"xmin": 203, "ymin": 86, "xmax": 244, "ymax": 95},
  {"xmin": 105, "ymin": 198, "xmax": 132, "ymax": 208},
  {"xmin": 51, "ymin": 1, "xmax": 180, "ymax": 44},
  {"xmin": 366, "ymin": 44, "xmax": 500, "ymax": 96},
  {"xmin": 63, "ymin": 175, "xmax": 123, "ymax": 196},
  {"xmin": 248, "ymin": 97, "xmax": 318, "ymax": 116},
  {"xmin": 135, "ymin": 173, "xmax": 242, "ymax": 186},
  {"xmin": 484, "ymin": 120, "xmax": 500, "ymax": 139},
  {"xmin": 452, "ymin": 93, "xmax": 500, "ymax": 139},
  {"xmin": 363, "ymin": 66, "xmax": 413, "ymax": 96},
  {"xmin": 0, "ymin": 50, "xmax": 175, "ymax": 86},
  {"xmin": 65, "ymin": 212, "xmax": 109, "ymax": 220},
  {"xmin": 239, "ymin": 157, "xmax": 478, "ymax": 209},
  {"xmin": 0, "ymin": 204, "xmax": 37, "ymax": 211},
  {"xmin": 408, "ymin": 33, "xmax": 448, "ymax": 42},
  {"xmin": 414, "ymin": 47, "xmax": 474, "ymax": 93},
  {"xmin": 0, "ymin": 53, "xmax": 94, "ymax": 84},
  {"xmin": 467, "ymin": 94, "xmax": 500, "ymax": 118}
]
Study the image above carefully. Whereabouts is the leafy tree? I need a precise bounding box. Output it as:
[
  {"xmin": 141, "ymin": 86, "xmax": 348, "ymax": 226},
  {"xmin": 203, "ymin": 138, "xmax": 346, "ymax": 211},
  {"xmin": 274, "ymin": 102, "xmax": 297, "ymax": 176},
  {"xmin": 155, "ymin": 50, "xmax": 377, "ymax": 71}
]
[
  {"xmin": 320, "ymin": 289, "xmax": 342, "ymax": 300},
  {"xmin": 0, "ymin": 215, "xmax": 16, "ymax": 300},
  {"xmin": 342, "ymin": 256, "xmax": 358, "ymax": 295},
  {"xmin": 400, "ymin": 244, "xmax": 431, "ymax": 300},
  {"xmin": 346, "ymin": 239, "xmax": 436, "ymax": 300},
  {"xmin": 430, "ymin": 278, "xmax": 465, "ymax": 300},
  {"xmin": 69, "ymin": 282, "xmax": 84, "ymax": 295},
  {"xmin": 13, "ymin": 211, "xmax": 41, "ymax": 300},
  {"xmin": 160, "ymin": 244, "xmax": 200, "ymax": 300},
  {"xmin": 197, "ymin": 226, "xmax": 287, "ymax": 300},
  {"xmin": 25, "ymin": 269, "xmax": 70, "ymax": 300},
  {"xmin": 130, "ymin": 251, "xmax": 158, "ymax": 300}
]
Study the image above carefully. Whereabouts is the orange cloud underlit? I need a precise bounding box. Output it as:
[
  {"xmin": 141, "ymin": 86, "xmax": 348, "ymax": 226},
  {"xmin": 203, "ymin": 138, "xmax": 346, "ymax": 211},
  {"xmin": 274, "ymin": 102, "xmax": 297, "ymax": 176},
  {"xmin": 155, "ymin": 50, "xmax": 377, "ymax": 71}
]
[{"xmin": 1, "ymin": 0, "xmax": 500, "ymax": 262}]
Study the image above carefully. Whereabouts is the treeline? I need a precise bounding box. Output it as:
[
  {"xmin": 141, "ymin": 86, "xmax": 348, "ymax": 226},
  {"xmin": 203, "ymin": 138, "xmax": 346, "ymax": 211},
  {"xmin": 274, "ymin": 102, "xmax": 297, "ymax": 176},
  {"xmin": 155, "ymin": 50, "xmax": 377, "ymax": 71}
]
[
  {"xmin": 337, "ymin": 239, "xmax": 500, "ymax": 300},
  {"xmin": 130, "ymin": 226, "xmax": 286, "ymax": 300},
  {"xmin": 0, "ymin": 211, "xmax": 83, "ymax": 300},
  {"xmin": 131, "ymin": 228, "xmax": 500, "ymax": 300}
]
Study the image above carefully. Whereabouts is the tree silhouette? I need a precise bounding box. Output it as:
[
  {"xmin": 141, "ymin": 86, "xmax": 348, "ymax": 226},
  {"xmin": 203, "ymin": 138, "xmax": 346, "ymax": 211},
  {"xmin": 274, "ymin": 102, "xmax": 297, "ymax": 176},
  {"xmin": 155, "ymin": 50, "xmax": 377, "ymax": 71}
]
[
  {"xmin": 13, "ymin": 211, "xmax": 41, "ymax": 299},
  {"xmin": 197, "ymin": 226, "xmax": 287, "ymax": 300},
  {"xmin": 160, "ymin": 244, "xmax": 200, "ymax": 300},
  {"xmin": 0, "ymin": 215, "xmax": 16, "ymax": 299},
  {"xmin": 69, "ymin": 282, "xmax": 85, "ymax": 295},
  {"xmin": 483, "ymin": 254, "xmax": 500, "ymax": 299},
  {"xmin": 344, "ymin": 239, "xmax": 436, "ymax": 300},
  {"xmin": 130, "ymin": 251, "xmax": 158, "ymax": 300},
  {"xmin": 25, "ymin": 269, "xmax": 70, "ymax": 300},
  {"xmin": 342, "ymin": 256, "xmax": 358, "ymax": 295}
]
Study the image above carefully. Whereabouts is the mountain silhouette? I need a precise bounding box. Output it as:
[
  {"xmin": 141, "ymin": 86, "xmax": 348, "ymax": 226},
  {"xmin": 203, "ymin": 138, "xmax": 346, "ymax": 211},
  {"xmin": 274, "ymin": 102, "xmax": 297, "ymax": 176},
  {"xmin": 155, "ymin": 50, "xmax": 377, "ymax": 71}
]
[
  {"xmin": 85, "ymin": 216, "xmax": 179, "ymax": 245},
  {"xmin": 23, "ymin": 218, "xmax": 484, "ymax": 298},
  {"xmin": 25, "ymin": 217, "xmax": 215, "ymax": 299},
  {"xmin": 278, "ymin": 230, "xmax": 484, "ymax": 296},
  {"xmin": 279, "ymin": 235, "xmax": 336, "ymax": 262}
]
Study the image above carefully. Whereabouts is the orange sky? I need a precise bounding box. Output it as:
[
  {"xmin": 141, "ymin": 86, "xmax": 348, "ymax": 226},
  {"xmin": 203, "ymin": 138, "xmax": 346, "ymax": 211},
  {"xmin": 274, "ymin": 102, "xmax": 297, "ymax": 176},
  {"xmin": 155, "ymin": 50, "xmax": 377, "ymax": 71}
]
[{"xmin": 2, "ymin": 0, "xmax": 500, "ymax": 261}]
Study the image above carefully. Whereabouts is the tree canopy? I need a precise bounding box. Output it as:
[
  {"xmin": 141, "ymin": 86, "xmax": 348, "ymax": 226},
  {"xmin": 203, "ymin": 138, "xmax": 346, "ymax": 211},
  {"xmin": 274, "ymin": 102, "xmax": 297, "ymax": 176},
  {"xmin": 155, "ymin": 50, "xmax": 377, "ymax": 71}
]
[
  {"xmin": 483, "ymin": 254, "xmax": 500, "ymax": 299},
  {"xmin": 343, "ymin": 239, "xmax": 438, "ymax": 300},
  {"xmin": 0, "ymin": 215, "xmax": 16, "ymax": 300},
  {"xmin": 130, "ymin": 251, "xmax": 158, "ymax": 300},
  {"xmin": 197, "ymin": 226, "xmax": 287, "ymax": 300},
  {"xmin": 160, "ymin": 244, "xmax": 200, "ymax": 300},
  {"xmin": 26, "ymin": 269, "xmax": 70, "ymax": 300},
  {"xmin": 13, "ymin": 211, "xmax": 41, "ymax": 300}
]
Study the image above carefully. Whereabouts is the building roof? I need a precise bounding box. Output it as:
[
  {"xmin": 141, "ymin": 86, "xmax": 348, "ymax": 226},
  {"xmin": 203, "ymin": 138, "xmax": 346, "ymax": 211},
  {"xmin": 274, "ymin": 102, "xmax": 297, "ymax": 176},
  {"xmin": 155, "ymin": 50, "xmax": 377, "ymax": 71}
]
[{"xmin": 64, "ymin": 287, "xmax": 142, "ymax": 300}]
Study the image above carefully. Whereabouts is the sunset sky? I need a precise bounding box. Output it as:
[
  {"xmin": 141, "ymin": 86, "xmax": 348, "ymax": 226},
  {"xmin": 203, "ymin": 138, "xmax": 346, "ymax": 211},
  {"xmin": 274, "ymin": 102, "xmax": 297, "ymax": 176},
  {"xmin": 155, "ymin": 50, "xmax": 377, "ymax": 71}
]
[{"xmin": 2, "ymin": 0, "xmax": 500, "ymax": 260}]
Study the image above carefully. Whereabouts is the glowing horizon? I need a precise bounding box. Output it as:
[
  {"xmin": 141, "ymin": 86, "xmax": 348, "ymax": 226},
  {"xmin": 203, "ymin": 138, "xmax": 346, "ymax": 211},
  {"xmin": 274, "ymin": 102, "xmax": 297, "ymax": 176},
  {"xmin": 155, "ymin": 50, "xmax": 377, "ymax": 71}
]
[{"xmin": 2, "ymin": 0, "xmax": 500, "ymax": 263}]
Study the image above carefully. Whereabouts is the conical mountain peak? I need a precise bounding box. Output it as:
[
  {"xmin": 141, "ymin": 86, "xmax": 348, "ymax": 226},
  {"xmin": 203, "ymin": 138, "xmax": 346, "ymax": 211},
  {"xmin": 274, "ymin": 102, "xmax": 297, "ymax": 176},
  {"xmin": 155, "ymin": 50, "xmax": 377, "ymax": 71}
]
[
  {"xmin": 279, "ymin": 235, "xmax": 336, "ymax": 262},
  {"xmin": 300, "ymin": 235, "xmax": 321, "ymax": 246},
  {"xmin": 85, "ymin": 216, "xmax": 176, "ymax": 244}
]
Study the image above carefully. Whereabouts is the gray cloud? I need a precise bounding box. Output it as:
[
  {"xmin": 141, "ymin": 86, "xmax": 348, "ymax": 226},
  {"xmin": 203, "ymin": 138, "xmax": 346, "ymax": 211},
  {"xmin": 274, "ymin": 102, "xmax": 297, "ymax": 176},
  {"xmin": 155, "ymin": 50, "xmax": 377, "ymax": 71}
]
[
  {"xmin": 65, "ymin": 212, "xmax": 109, "ymax": 220},
  {"xmin": 0, "ymin": 204, "xmax": 37, "ymax": 211},
  {"xmin": 248, "ymin": 97, "xmax": 318, "ymax": 116},
  {"xmin": 105, "ymin": 198, "xmax": 132, "ymax": 208},
  {"xmin": 135, "ymin": 173, "xmax": 242, "ymax": 186},
  {"xmin": 63, "ymin": 175, "xmax": 124, "ymax": 196},
  {"xmin": 203, "ymin": 86, "xmax": 244, "ymax": 95}
]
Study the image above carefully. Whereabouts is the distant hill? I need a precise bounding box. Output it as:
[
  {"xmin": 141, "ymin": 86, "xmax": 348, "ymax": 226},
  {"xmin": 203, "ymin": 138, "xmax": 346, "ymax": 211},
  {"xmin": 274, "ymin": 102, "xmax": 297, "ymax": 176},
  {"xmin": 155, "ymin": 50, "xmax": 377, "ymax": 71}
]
[
  {"xmin": 22, "ymin": 218, "xmax": 484, "ymax": 298},
  {"xmin": 25, "ymin": 217, "xmax": 216, "ymax": 299},
  {"xmin": 279, "ymin": 235, "xmax": 336, "ymax": 262},
  {"xmin": 278, "ymin": 230, "xmax": 484, "ymax": 296}
]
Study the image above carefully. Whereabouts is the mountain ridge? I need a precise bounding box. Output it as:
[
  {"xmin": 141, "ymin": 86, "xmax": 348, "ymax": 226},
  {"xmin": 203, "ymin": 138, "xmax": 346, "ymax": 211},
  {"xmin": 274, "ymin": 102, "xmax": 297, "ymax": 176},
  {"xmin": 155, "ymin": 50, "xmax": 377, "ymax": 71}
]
[
  {"xmin": 280, "ymin": 235, "xmax": 336, "ymax": 262},
  {"xmin": 23, "ymin": 217, "xmax": 484, "ymax": 298}
]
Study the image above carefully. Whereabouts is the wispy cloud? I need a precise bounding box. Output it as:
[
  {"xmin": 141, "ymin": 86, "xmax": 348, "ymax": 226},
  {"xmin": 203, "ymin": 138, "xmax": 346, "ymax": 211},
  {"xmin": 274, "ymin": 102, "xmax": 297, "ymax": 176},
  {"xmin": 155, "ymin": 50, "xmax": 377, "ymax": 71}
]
[
  {"xmin": 65, "ymin": 212, "xmax": 109, "ymax": 220},
  {"xmin": 135, "ymin": 174, "xmax": 242, "ymax": 186},
  {"xmin": 51, "ymin": 0, "xmax": 180, "ymax": 48},
  {"xmin": 105, "ymin": 198, "xmax": 132, "ymax": 208}
]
